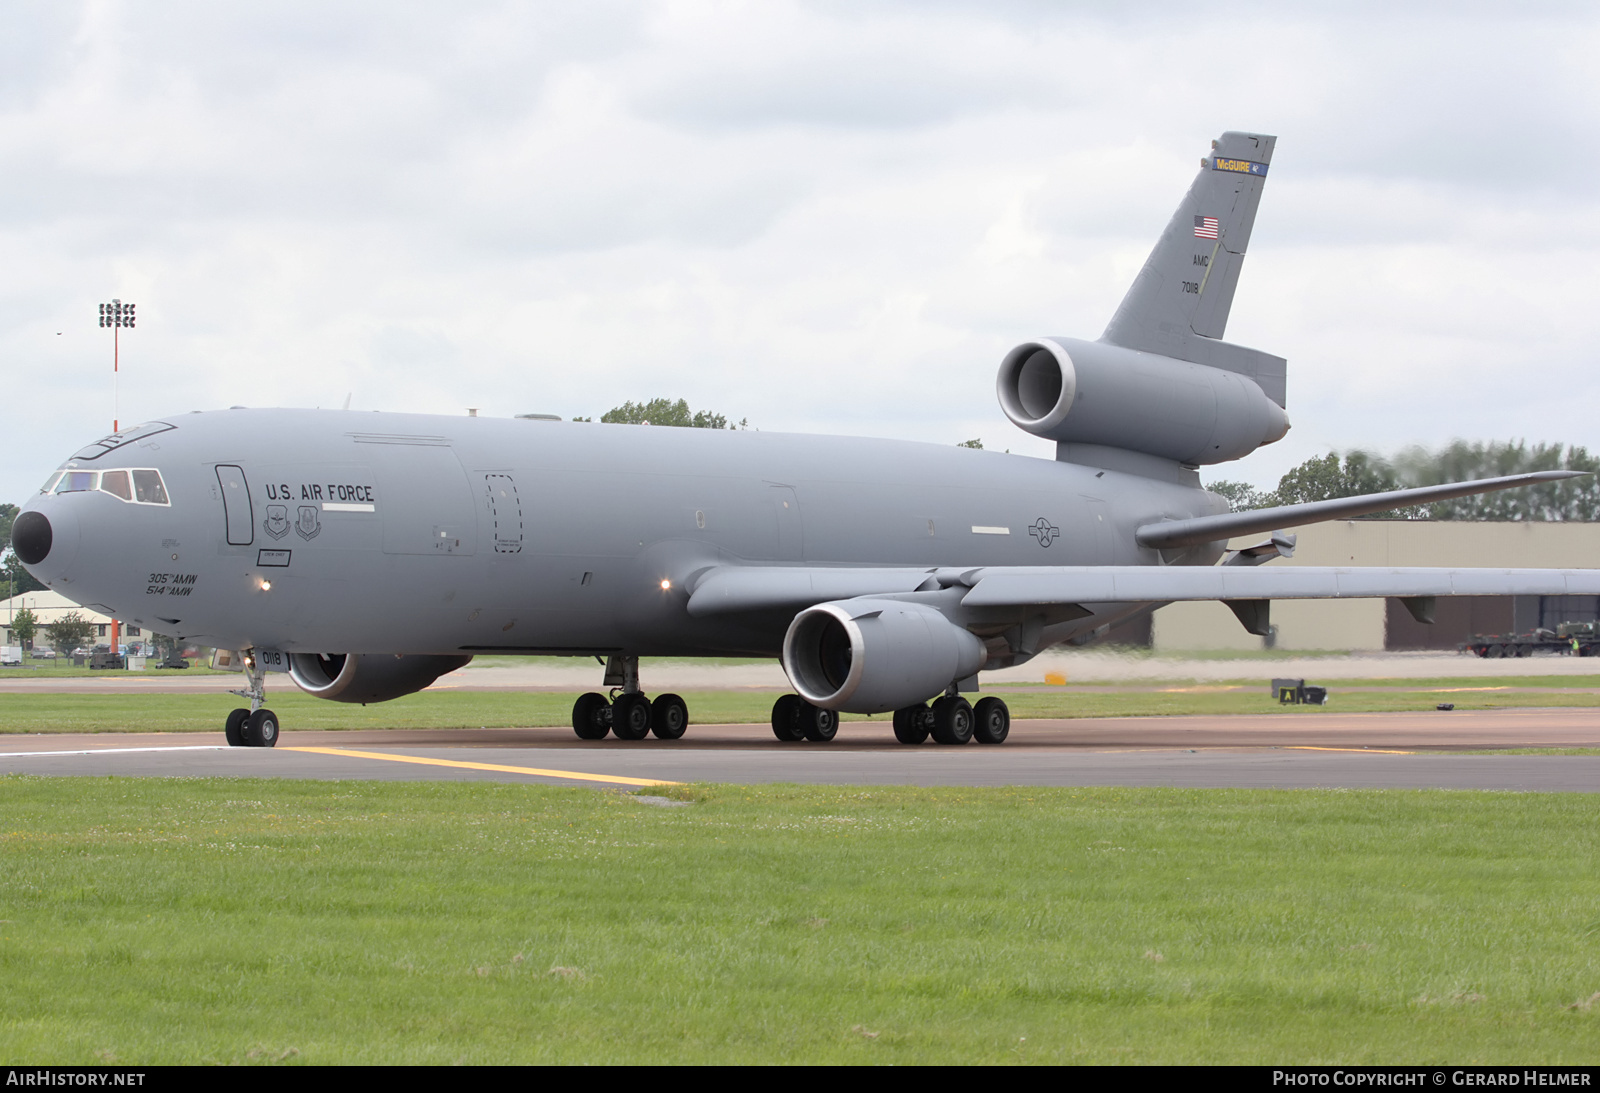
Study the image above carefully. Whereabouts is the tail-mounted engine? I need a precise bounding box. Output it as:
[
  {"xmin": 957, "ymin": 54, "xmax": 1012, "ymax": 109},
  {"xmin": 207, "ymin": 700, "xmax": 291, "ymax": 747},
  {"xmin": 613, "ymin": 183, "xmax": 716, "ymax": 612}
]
[
  {"xmin": 289, "ymin": 653, "xmax": 473, "ymax": 704},
  {"xmin": 997, "ymin": 337, "xmax": 1289, "ymax": 465},
  {"xmin": 782, "ymin": 598, "xmax": 986, "ymax": 714}
]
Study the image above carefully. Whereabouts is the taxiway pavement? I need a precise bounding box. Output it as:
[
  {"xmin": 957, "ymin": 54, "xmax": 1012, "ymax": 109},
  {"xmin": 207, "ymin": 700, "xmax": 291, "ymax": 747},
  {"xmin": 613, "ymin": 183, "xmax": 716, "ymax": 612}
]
[{"xmin": 2, "ymin": 708, "xmax": 1597, "ymax": 791}]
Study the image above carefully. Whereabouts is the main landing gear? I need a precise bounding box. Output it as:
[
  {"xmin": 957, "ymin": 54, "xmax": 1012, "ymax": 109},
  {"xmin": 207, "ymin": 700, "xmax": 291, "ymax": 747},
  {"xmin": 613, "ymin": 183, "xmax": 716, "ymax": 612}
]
[
  {"xmin": 770, "ymin": 693, "xmax": 838, "ymax": 742},
  {"xmin": 224, "ymin": 650, "xmax": 279, "ymax": 748},
  {"xmin": 772, "ymin": 692, "xmax": 1011, "ymax": 745},
  {"xmin": 891, "ymin": 694, "xmax": 1009, "ymax": 746},
  {"xmin": 570, "ymin": 654, "xmax": 690, "ymax": 742}
]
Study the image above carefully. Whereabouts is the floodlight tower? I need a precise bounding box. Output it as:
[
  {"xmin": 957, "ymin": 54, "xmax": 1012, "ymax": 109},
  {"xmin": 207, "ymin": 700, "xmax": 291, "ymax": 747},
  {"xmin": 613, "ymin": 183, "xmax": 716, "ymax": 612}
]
[
  {"xmin": 98, "ymin": 298, "xmax": 136, "ymax": 659},
  {"xmin": 98, "ymin": 298, "xmax": 135, "ymax": 432}
]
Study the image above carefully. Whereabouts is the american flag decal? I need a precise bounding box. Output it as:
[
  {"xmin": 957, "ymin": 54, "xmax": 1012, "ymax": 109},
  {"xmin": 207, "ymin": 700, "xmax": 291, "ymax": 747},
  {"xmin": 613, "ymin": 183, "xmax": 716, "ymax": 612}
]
[{"xmin": 1193, "ymin": 216, "xmax": 1219, "ymax": 240}]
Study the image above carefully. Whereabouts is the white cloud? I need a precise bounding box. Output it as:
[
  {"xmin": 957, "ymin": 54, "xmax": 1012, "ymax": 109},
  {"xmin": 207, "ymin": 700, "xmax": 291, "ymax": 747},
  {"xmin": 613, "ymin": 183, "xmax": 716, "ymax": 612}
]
[{"xmin": 2, "ymin": 1, "xmax": 1597, "ymax": 503}]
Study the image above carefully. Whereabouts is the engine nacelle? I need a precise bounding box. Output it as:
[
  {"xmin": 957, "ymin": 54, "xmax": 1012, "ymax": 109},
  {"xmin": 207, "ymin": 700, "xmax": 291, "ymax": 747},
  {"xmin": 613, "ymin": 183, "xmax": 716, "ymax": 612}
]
[
  {"xmin": 782, "ymin": 598, "xmax": 986, "ymax": 714},
  {"xmin": 288, "ymin": 653, "xmax": 473, "ymax": 704},
  {"xmin": 997, "ymin": 337, "xmax": 1289, "ymax": 465}
]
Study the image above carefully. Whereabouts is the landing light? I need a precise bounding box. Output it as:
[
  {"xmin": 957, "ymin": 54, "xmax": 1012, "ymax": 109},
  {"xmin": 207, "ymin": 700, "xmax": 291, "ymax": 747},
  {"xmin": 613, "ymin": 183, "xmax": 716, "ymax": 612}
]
[
  {"xmin": 660, "ymin": 579, "xmax": 672, "ymax": 591},
  {"xmin": 260, "ymin": 580, "xmax": 272, "ymax": 591}
]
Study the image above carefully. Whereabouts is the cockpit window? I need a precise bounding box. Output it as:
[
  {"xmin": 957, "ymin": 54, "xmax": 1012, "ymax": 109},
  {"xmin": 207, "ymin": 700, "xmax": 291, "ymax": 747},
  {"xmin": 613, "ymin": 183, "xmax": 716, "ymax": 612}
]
[
  {"xmin": 39, "ymin": 471, "xmax": 63, "ymax": 494},
  {"xmin": 100, "ymin": 469, "xmax": 133, "ymax": 501},
  {"xmin": 71, "ymin": 421, "xmax": 176, "ymax": 461},
  {"xmin": 49, "ymin": 468, "xmax": 170, "ymax": 506},
  {"xmin": 55, "ymin": 471, "xmax": 99, "ymax": 493},
  {"xmin": 131, "ymin": 469, "xmax": 169, "ymax": 505}
]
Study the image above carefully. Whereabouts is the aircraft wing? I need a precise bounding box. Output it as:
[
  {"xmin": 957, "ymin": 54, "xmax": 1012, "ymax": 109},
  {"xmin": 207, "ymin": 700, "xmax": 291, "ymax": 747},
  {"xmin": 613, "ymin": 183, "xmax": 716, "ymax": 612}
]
[
  {"xmin": 953, "ymin": 565, "xmax": 1600, "ymax": 606},
  {"xmin": 686, "ymin": 567, "xmax": 938, "ymax": 615},
  {"xmin": 686, "ymin": 563, "xmax": 1600, "ymax": 616}
]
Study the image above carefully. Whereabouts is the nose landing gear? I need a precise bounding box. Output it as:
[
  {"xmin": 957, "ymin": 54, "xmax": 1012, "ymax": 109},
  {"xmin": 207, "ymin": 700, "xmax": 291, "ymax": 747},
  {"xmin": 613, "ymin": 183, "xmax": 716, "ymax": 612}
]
[{"xmin": 224, "ymin": 649, "xmax": 279, "ymax": 747}]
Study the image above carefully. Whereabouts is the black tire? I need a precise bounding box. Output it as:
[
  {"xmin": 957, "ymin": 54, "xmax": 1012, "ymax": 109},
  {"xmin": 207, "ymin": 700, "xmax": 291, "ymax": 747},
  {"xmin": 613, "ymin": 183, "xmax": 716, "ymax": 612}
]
[
  {"xmin": 1487, "ymin": 644, "xmax": 1503, "ymax": 658},
  {"xmin": 930, "ymin": 696, "xmax": 973, "ymax": 745},
  {"xmin": 972, "ymin": 697, "xmax": 1010, "ymax": 744},
  {"xmin": 651, "ymin": 693, "xmax": 689, "ymax": 740},
  {"xmin": 245, "ymin": 708, "xmax": 279, "ymax": 748},
  {"xmin": 612, "ymin": 693, "xmax": 652, "ymax": 740},
  {"xmin": 800, "ymin": 702, "xmax": 838, "ymax": 742},
  {"xmin": 572, "ymin": 692, "xmax": 611, "ymax": 740},
  {"xmin": 224, "ymin": 707, "xmax": 249, "ymax": 747},
  {"xmin": 771, "ymin": 694, "xmax": 806, "ymax": 741},
  {"xmin": 892, "ymin": 704, "xmax": 929, "ymax": 744},
  {"xmin": 1518, "ymin": 645, "xmax": 1532, "ymax": 658}
]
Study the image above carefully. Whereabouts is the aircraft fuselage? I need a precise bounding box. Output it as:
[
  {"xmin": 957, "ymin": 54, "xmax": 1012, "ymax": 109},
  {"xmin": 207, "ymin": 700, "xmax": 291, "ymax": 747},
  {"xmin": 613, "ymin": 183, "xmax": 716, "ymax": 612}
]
[{"xmin": 21, "ymin": 408, "xmax": 1224, "ymax": 659}]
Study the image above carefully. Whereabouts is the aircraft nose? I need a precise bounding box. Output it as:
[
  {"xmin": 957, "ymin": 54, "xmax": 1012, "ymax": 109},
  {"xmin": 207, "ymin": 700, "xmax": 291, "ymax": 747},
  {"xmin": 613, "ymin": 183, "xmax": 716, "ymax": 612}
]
[
  {"xmin": 15, "ymin": 503, "xmax": 80, "ymax": 584},
  {"xmin": 13, "ymin": 511, "xmax": 52, "ymax": 565}
]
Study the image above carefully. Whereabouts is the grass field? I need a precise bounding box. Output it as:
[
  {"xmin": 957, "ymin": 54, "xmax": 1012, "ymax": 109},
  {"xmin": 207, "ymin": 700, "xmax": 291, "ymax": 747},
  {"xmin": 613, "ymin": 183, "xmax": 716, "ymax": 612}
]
[
  {"xmin": 2, "ymin": 777, "xmax": 1599, "ymax": 1063},
  {"xmin": 1, "ymin": 681, "xmax": 1599, "ymax": 735}
]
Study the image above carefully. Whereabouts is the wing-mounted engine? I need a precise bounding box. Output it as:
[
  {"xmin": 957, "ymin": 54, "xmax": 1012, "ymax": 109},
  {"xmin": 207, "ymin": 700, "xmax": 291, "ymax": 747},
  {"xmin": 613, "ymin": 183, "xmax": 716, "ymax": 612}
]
[
  {"xmin": 288, "ymin": 652, "xmax": 472, "ymax": 704},
  {"xmin": 997, "ymin": 337, "xmax": 1288, "ymax": 465},
  {"xmin": 782, "ymin": 598, "xmax": 986, "ymax": 714}
]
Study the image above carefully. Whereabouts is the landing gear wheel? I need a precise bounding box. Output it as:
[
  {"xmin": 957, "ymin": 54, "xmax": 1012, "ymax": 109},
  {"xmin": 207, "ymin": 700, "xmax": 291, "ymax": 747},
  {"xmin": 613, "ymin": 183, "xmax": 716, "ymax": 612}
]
[
  {"xmin": 972, "ymin": 697, "xmax": 1010, "ymax": 745},
  {"xmin": 244, "ymin": 708, "xmax": 279, "ymax": 748},
  {"xmin": 611, "ymin": 693, "xmax": 652, "ymax": 740},
  {"xmin": 651, "ymin": 693, "xmax": 689, "ymax": 740},
  {"xmin": 572, "ymin": 692, "xmax": 611, "ymax": 740},
  {"xmin": 892, "ymin": 704, "xmax": 929, "ymax": 744},
  {"xmin": 224, "ymin": 707, "xmax": 250, "ymax": 747},
  {"xmin": 799, "ymin": 702, "xmax": 839, "ymax": 742},
  {"xmin": 771, "ymin": 694, "xmax": 806, "ymax": 742},
  {"xmin": 930, "ymin": 695, "xmax": 974, "ymax": 746}
]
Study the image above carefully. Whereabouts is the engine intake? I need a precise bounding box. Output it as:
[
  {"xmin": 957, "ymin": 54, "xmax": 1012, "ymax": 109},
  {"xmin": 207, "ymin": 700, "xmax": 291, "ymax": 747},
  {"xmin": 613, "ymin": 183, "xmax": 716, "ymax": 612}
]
[
  {"xmin": 289, "ymin": 653, "xmax": 473, "ymax": 704},
  {"xmin": 782, "ymin": 599, "xmax": 986, "ymax": 714},
  {"xmin": 997, "ymin": 337, "xmax": 1289, "ymax": 465}
]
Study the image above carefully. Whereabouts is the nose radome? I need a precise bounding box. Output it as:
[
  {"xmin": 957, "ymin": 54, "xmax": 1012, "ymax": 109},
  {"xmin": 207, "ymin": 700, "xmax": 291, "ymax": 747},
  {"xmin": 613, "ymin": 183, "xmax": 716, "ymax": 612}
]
[{"xmin": 12, "ymin": 511, "xmax": 52, "ymax": 565}]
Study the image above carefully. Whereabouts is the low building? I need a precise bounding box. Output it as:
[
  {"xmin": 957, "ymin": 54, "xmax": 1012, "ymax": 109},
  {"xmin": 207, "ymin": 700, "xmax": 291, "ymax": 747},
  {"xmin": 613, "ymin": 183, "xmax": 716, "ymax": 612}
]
[
  {"xmin": 1150, "ymin": 520, "xmax": 1600, "ymax": 652},
  {"xmin": 0, "ymin": 590, "xmax": 145, "ymax": 651}
]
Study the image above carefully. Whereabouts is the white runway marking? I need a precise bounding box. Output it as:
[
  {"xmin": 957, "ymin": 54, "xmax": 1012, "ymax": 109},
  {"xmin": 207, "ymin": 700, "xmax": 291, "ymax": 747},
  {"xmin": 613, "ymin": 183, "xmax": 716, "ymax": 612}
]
[{"xmin": 0, "ymin": 745, "xmax": 230, "ymax": 758}]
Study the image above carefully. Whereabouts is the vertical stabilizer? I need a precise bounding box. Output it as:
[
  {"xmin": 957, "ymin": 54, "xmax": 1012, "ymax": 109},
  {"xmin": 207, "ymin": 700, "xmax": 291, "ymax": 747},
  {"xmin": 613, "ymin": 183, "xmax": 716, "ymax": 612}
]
[{"xmin": 1100, "ymin": 132, "xmax": 1280, "ymax": 399}]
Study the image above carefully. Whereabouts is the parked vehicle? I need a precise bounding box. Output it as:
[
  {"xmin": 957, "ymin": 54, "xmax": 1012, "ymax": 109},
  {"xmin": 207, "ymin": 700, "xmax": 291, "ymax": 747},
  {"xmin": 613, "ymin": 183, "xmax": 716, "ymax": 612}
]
[{"xmin": 1463, "ymin": 621, "xmax": 1600, "ymax": 658}]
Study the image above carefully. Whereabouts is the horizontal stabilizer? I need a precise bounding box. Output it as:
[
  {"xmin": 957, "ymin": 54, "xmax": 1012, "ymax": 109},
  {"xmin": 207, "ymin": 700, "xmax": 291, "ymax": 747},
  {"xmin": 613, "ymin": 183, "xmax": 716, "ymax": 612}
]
[{"xmin": 1137, "ymin": 471, "xmax": 1587, "ymax": 551}]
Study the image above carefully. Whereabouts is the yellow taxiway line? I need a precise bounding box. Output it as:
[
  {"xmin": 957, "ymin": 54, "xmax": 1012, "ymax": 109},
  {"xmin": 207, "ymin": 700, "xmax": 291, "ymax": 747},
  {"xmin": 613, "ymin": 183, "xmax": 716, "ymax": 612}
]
[
  {"xmin": 1284, "ymin": 745, "xmax": 1415, "ymax": 755},
  {"xmin": 284, "ymin": 746, "xmax": 681, "ymax": 787}
]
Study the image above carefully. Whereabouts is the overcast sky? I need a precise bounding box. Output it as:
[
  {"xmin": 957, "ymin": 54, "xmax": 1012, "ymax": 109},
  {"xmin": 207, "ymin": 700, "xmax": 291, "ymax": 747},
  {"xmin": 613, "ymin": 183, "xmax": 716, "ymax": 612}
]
[{"xmin": 3, "ymin": 1, "xmax": 1596, "ymax": 504}]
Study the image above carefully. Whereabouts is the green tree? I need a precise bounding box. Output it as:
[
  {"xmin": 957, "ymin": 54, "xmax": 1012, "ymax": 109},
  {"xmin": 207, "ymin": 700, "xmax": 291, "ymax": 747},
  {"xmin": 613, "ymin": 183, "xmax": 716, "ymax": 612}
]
[
  {"xmin": 43, "ymin": 611, "xmax": 96, "ymax": 655},
  {"xmin": 10, "ymin": 606, "xmax": 37, "ymax": 649},
  {"xmin": 1270, "ymin": 450, "xmax": 1398, "ymax": 507},
  {"xmin": 958, "ymin": 438, "xmax": 983, "ymax": 449},
  {"xmin": 1207, "ymin": 441, "xmax": 1600, "ymax": 521},
  {"xmin": 596, "ymin": 399, "xmax": 746, "ymax": 430},
  {"xmin": 1205, "ymin": 480, "xmax": 1270, "ymax": 512},
  {"xmin": 3, "ymin": 553, "xmax": 46, "ymax": 596},
  {"xmin": 1393, "ymin": 440, "xmax": 1600, "ymax": 521},
  {"xmin": 0, "ymin": 503, "xmax": 16, "ymax": 554}
]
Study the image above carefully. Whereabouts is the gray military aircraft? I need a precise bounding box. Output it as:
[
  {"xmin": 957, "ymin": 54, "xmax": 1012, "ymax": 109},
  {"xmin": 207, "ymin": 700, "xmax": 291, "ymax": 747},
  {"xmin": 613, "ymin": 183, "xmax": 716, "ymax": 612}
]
[{"xmin": 13, "ymin": 131, "xmax": 1599, "ymax": 749}]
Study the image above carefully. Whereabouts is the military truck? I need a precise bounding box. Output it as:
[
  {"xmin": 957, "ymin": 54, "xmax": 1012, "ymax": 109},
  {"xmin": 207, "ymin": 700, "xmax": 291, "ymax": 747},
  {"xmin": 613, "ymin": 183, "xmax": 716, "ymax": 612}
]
[{"xmin": 1463, "ymin": 621, "xmax": 1600, "ymax": 658}]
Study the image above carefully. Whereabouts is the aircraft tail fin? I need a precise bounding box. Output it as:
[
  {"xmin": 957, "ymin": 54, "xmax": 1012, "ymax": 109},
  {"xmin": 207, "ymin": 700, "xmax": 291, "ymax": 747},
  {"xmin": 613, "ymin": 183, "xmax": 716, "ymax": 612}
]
[{"xmin": 1100, "ymin": 131, "xmax": 1284, "ymax": 405}]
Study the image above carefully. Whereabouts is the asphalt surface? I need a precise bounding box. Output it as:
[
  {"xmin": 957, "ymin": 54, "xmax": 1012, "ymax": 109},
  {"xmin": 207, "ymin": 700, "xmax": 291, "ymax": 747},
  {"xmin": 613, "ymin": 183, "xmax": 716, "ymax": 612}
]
[{"xmin": 3, "ymin": 708, "xmax": 1598, "ymax": 790}]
